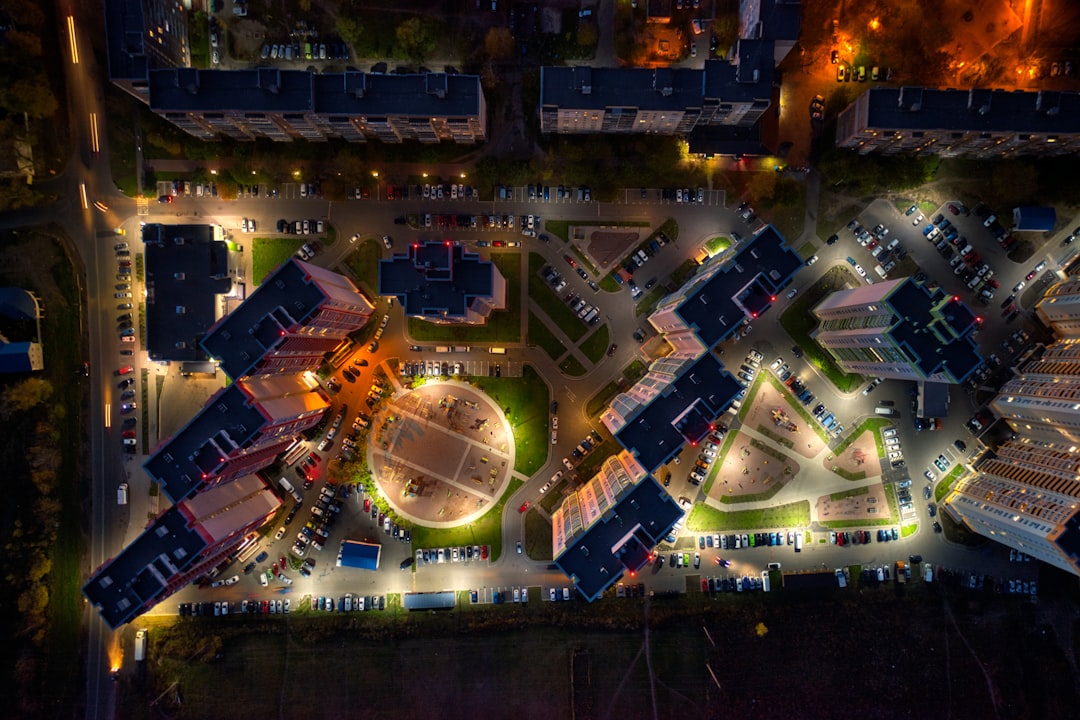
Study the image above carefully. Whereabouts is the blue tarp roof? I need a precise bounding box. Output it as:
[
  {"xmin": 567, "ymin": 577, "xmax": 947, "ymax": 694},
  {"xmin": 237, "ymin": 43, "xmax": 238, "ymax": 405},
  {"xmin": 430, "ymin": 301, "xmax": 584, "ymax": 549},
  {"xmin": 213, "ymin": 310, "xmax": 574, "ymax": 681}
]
[
  {"xmin": 337, "ymin": 540, "xmax": 380, "ymax": 570},
  {"xmin": 1012, "ymin": 206, "xmax": 1056, "ymax": 232}
]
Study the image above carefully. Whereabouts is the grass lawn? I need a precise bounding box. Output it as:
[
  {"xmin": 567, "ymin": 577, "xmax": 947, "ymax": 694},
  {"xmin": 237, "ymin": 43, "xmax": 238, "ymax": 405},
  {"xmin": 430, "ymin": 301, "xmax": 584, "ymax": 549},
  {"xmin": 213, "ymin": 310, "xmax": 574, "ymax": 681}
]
[
  {"xmin": 832, "ymin": 417, "xmax": 891, "ymax": 456},
  {"xmin": 599, "ymin": 274, "xmax": 622, "ymax": 292},
  {"xmin": 936, "ymin": 465, "xmax": 967, "ymax": 502},
  {"xmin": 409, "ymin": 479, "xmax": 522, "ymax": 564},
  {"xmin": 579, "ymin": 324, "xmax": 610, "ymax": 364},
  {"xmin": 686, "ymin": 500, "xmax": 811, "ymax": 532},
  {"xmin": 524, "ymin": 508, "xmax": 553, "ymax": 561},
  {"xmin": 252, "ymin": 237, "xmax": 305, "ymax": 285},
  {"xmin": 797, "ymin": 240, "xmax": 817, "ymax": 259},
  {"xmin": 527, "ymin": 253, "xmax": 587, "ymax": 342},
  {"xmin": 528, "ymin": 311, "xmax": 566, "ymax": 360},
  {"xmin": 704, "ymin": 236, "xmax": 731, "ymax": 255},
  {"xmin": 559, "ymin": 355, "xmax": 587, "ymax": 376},
  {"xmin": 634, "ymin": 286, "xmax": 666, "ymax": 316},
  {"xmin": 544, "ymin": 219, "xmax": 571, "ymax": 242},
  {"xmin": 779, "ymin": 266, "xmax": 863, "ymax": 393},
  {"xmin": 584, "ymin": 359, "xmax": 647, "ymax": 417},
  {"xmin": 471, "ymin": 365, "xmax": 549, "ymax": 477},
  {"xmin": 344, "ymin": 237, "xmax": 382, "ymax": 295},
  {"xmin": 407, "ymin": 253, "xmax": 522, "ymax": 343},
  {"xmin": 668, "ymin": 259, "xmax": 698, "ymax": 288},
  {"xmin": 901, "ymin": 523, "xmax": 919, "ymax": 537}
]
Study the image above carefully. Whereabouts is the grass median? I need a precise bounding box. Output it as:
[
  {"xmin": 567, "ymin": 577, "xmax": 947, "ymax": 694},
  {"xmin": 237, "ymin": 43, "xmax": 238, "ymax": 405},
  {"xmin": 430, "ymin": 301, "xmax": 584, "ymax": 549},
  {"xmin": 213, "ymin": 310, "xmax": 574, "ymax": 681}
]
[
  {"xmin": 779, "ymin": 266, "xmax": 863, "ymax": 393},
  {"xmin": 253, "ymin": 237, "xmax": 306, "ymax": 285},
  {"xmin": 528, "ymin": 311, "xmax": 566, "ymax": 360},
  {"xmin": 579, "ymin": 324, "xmax": 610, "ymax": 364},
  {"xmin": 528, "ymin": 252, "xmax": 587, "ymax": 342},
  {"xmin": 686, "ymin": 500, "xmax": 811, "ymax": 532}
]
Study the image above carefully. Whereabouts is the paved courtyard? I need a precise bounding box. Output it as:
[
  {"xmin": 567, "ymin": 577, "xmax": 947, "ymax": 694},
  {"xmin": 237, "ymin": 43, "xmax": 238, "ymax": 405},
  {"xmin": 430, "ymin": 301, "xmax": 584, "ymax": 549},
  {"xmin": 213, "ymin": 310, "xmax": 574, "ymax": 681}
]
[{"xmin": 370, "ymin": 381, "xmax": 513, "ymax": 527}]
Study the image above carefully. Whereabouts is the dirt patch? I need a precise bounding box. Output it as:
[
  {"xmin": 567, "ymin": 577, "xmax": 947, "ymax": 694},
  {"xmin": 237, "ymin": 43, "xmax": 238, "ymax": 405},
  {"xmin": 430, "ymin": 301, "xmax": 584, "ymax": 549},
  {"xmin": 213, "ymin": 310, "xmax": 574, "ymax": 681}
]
[
  {"xmin": 576, "ymin": 228, "xmax": 642, "ymax": 269},
  {"xmin": 815, "ymin": 483, "xmax": 891, "ymax": 522},
  {"xmin": 707, "ymin": 431, "xmax": 799, "ymax": 501},
  {"xmin": 824, "ymin": 429, "xmax": 881, "ymax": 478},
  {"xmin": 741, "ymin": 386, "xmax": 827, "ymax": 459}
]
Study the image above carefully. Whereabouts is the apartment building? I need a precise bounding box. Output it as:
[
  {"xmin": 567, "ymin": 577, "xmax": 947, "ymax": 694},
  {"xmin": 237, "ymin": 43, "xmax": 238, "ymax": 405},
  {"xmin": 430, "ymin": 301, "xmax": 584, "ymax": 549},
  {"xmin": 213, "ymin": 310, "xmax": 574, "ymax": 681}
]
[
  {"xmin": 836, "ymin": 87, "xmax": 1080, "ymax": 158},
  {"xmin": 1035, "ymin": 278, "xmax": 1080, "ymax": 339},
  {"xmin": 989, "ymin": 343, "xmax": 1080, "ymax": 445},
  {"xmin": 810, "ymin": 277, "xmax": 982, "ymax": 384},
  {"xmin": 148, "ymin": 67, "xmax": 487, "ymax": 144},
  {"xmin": 104, "ymin": 0, "xmax": 189, "ymax": 102},
  {"xmin": 943, "ymin": 440, "xmax": 1080, "ymax": 577},
  {"xmin": 84, "ymin": 475, "xmax": 281, "ymax": 629},
  {"xmin": 378, "ymin": 241, "xmax": 506, "ymax": 325},
  {"xmin": 552, "ymin": 452, "xmax": 682, "ymax": 602}
]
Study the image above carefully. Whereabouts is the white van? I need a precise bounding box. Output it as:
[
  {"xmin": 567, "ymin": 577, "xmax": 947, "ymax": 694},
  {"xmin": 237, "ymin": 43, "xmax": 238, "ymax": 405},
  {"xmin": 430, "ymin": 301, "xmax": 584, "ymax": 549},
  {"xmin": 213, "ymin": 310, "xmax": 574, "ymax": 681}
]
[{"xmin": 117, "ymin": 482, "xmax": 128, "ymax": 505}]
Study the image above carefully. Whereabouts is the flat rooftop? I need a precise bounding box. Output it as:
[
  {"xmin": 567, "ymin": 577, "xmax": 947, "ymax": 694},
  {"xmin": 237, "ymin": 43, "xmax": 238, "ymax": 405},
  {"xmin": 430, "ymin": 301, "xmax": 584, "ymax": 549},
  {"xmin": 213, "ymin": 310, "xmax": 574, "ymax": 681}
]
[
  {"xmin": 615, "ymin": 353, "xmax": 742, "ymax": 472},
  {"xmin": 378, "ymin": 242, "xmax": 496, "ymax": 319},
  {"xmin": 143, "ymin": 224, "xmax": 231, "ymax": 362},
  {"xmin": 861, "ymin": 87, "xmax": 1080, "ymax": 135}
]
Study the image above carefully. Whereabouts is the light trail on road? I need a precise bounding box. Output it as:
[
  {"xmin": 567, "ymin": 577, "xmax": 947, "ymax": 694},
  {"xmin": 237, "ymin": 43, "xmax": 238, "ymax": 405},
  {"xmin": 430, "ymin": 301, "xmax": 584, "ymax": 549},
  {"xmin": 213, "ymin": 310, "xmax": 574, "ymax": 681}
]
[{"xmin": 66, "ymin": 16, "xmax": 79, "ymax": 64}]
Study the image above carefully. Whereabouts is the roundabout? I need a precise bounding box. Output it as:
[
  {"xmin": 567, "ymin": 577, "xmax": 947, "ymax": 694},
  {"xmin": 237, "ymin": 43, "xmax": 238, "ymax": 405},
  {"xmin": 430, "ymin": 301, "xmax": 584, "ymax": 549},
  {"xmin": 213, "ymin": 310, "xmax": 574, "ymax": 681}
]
[{"xmin": 367, "ymin": 379, "xmax": 516, "ymax": 528}]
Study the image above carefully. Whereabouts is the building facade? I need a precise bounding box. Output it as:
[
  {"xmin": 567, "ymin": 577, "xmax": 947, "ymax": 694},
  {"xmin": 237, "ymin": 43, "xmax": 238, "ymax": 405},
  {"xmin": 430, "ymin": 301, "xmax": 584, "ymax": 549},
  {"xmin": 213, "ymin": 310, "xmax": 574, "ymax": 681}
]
[
  {"xmin": 1035, "ymin": 278, "xmax": 1080, "ymax": 338},
  {"xmin": 104, "ymin": 0, "xmax": 190, "ymax": 102},
  {"xmin": 539, "ymin": 56, "xmax": 774, "ymax": 136},
  {"xmin": 989, "ymin": 343, "xmax": 1080, "ymax": 445},
  {"xmin": 84, "ymin": 475, "xmax": 281, "ymax": 629},
  {"xmin": 942, "ymin": 440, "xmax": 1080, "ymax": 577},
  {"xmin": 148, "ymin": 68, "xmax": 487, "ymax": 144},
  {"xmin": 810, "ymin": 277, "xmax": 981, "ymax": 384},
  {"xmin": 836, "ymin": 87, "xmax": 1080, "ymax": 158},
  {"xmin": 552, "ymin": 452, "xmax": 683, "ymax": 602}
]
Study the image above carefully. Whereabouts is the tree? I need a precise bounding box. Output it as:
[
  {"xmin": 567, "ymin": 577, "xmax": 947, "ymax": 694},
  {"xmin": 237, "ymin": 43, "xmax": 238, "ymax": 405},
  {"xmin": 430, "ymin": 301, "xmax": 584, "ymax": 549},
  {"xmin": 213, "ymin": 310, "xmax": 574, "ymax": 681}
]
[
  {"xmin": 1, "ymin": 378, "xmax": 53, "ymax": 416},
  {"xmin": 485, "ymin": 27, "xmax": 514, "ymax": 60},
  {"xmin": 577, "ymin": 21, "xmax": 598, "ymax": 49},
  {"xmin": 395, "ymin": 17, "xmax": 436, "ymax": 62},
  {"xmin": 337, "ymin": 16, "xmax": 364, "ymax": 51},
  {"xmin": 5, "ymin": 30, "xmax": 42, "ymax": 57},
  {"xmin": 1, "ymin": 77, "xmax": 58, "ymax": 119},
  {"xmin": 746, "ymin": 172, "xmax": 778, "ymax": 204}
]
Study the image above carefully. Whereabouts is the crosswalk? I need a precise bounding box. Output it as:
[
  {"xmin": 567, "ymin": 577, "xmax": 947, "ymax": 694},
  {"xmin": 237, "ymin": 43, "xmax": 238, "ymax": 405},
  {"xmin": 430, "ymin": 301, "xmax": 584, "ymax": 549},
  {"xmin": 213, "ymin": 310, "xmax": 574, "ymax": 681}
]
[{"xmin": 136, "ymin": 197, "xmax": 149, "ymax": 216}]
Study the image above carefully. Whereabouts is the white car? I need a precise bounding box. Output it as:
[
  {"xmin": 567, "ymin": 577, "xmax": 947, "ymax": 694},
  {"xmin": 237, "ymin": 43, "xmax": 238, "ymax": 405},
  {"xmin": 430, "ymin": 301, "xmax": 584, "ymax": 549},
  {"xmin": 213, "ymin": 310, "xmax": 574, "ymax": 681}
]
[
  {"xmin": 551, "ymin": 416, "xmax": 558, "ymax": 430},
  {"xmin": 883, "ymin": 428, "xmax": 897, "ymax": 438},
  {"xmin": 854, "ymin": 263, "xmax": 866, "ymax": 277}
]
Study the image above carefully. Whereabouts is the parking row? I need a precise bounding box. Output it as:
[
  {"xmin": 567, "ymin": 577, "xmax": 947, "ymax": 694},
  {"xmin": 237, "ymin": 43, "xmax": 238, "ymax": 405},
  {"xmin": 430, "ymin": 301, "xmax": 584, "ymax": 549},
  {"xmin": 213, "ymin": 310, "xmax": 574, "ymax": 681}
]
[
  {"xmin": 415, "ymin": 545, "xmax": 490, "ymax": 566},
  {"xmin": 828, "ymin": 528, "xmax": 900, "ymax": 545}
]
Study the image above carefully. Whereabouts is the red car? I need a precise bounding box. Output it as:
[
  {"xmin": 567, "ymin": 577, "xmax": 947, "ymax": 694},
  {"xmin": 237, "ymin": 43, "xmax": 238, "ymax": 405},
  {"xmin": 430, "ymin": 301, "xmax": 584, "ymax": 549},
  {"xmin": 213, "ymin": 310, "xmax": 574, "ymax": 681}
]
[
  {"xmin": 279, "ymin": 555, "xmax": 286, "ymax": 568},
  {"xmin": 363, "ymin": 497, "xmax": 371, "ymax": 513},
  {"xmin": 518, "ymin": 501, "xmax": 531, "ymax": 513},
  {"xmin": 122, "ymin": 430, "xmax": 136, "ymax": 439},
  {"xmin": 480, "ymin": 545, "xmax": 489, "ymax": 560},
  {"xmin": 947, "ymin": 203, "xmax": 960, "ymax": 215},
  {"xmin": 563, "ymin": 255, "xmax": 576, "ymax": 267}
]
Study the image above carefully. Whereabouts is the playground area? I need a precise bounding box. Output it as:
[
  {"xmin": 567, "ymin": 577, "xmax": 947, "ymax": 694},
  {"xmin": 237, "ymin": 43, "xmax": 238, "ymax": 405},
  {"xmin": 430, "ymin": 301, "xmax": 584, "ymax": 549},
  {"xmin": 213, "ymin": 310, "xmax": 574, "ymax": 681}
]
[
  {"xmin": 823, "ymin": 429, "xmax": 881, "ymax": 479},
  {"xmin": 814, "ymin": 483, "xmax": 892, "ymax": 522},
  {"xmin": 740, "ymin": 386, "xmax": 829, "ymax": 459},
  {"xmin": 706, "ymin": 430, "xmax": 801, "ymax": 501},
  {"xmin": 370, "ymin": 381, "xmax": 513, "ymax": 526}
]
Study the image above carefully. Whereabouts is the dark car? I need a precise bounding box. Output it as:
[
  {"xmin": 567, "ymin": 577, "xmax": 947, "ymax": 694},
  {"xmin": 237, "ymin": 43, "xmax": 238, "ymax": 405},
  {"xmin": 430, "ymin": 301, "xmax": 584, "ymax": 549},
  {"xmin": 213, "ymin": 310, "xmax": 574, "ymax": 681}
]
[
  {"xmin": 399, "ymin": 557, "xmax": 414, "ymax": 570},
  {"xmin": 826, "ymin": 234, "xmax": 839, "ymax": 246}
]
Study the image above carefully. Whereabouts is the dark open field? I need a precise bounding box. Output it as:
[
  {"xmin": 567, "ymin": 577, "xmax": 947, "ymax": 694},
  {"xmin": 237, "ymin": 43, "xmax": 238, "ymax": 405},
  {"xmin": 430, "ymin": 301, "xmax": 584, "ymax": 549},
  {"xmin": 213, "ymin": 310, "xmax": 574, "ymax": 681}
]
[{"xmin": 123, "ymin": 580, "xmax": 1080, "ymax": 720}]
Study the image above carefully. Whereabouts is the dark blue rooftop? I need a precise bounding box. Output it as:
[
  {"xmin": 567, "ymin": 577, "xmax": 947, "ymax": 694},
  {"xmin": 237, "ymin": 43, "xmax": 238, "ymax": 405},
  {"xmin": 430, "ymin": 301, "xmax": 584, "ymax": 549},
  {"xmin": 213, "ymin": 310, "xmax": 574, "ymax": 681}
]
[
  {"xmin": 675, "ymin": 226, "xmax": 804, "ymax": 347},
  {"xmin": 555, "ymin": 476, "xmax": 683, "ymax": 602},
  {"xmin": 201, "ymin": 259, "xmax": 331, "ymax": 380},
  {"xmin": 337, "ymin": 540, "xmax": 381, "ymax": 571},
  {"xmin": 616, "ymin": 353, "xmax": 742, "ymax": 472},
  {"xmin": 82, "ymin": 504, "xmax": 208, "ymax": 629},
  {"xmin": 885, "ymin": 281, "xmax": 982, "ymax": 383},
  {"xmin": 1012, "ymin": 206, "xmax": 1056, "ymax": 232},
  {"xmin": 378, "ymin": 242, "xmax": 495, "ymax": 319},
  {"xmin": 143, "ymin": 384, "xmax": 267, "ymax": 503}
]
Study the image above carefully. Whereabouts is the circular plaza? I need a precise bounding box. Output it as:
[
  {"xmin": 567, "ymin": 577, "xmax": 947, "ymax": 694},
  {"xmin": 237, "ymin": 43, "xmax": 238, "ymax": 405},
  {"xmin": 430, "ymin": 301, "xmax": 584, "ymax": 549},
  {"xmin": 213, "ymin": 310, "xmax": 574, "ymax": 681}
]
[{"xmin": 368, "ymin": 380, "xmax": 514, "ymax": 527}]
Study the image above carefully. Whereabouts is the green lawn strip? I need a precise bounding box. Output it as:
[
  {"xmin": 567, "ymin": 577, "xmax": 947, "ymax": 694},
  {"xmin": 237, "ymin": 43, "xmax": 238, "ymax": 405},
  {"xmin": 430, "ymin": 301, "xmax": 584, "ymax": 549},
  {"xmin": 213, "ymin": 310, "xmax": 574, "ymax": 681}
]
[
  {"xmin": 538, "ymin": 480, "xmax": 570, "ymax": 513},
  {"xmin": 778, "ymin": 267, "xmax": 863, "ymax": 393},
  {"xmin": 568, "ymin": 245, "xmax": 599, "ymax": 274},
  {"xmin": 831, "ymin": 467, "xmax": 867, "ymax": 481},
  {"xmin": 634, "ymin": 286, "xmax": 666, "ymax": 316},
  {"xmin": 410, "ymin": 478, "xmax": 523, "ymax": 563},
  {"xmin": 544, "ymin": 220, "xmax": 570, "ymax": 242},
  {"xmin": 704, "ymin": 236, "xmax": 731, "ymax": 255},
  {"xmin": 831, "ymin": 417, "xmax": 891, "ymax": 456},
  {"xmin": 524, "ymin": 508, "xmax": 553, "ymax": 561},
  {"xmin": 527, "ymin": 311, "xmax": 566, "ymax": 360},
  {"xmin": 820, "ymin": 516, "xmax": 894, "ymax": 528},
  {"xmin": 583, "ymin": 359, "xmax": 647, "ymax": 417},
  {"xmin": 686, "ymin": 500, "xmax": 811, "ymax": 532},
  {"xmin": 579, "ymin": 324, "xmax": 610, "ymax": 364},
  {"xmin": 796, "ymin": 240, "xmax": 817, "ymax": 259},
  {"xmin": 901, "ymin": 523, "xmax": 919, "ymax": 537},
  {"xmin": 527, "ymin": 252, "xmax": 587, "ymax": 342},
  {"xmin": 559, "ymin": 355, "xmax": 587, "ymax": 376},
  {"xmin": 253, "ymin": 237, "xmax": 305, "ymax": 285},
  {"xmin": 668, "ymin": 259, "xmax": 698, "ymax": 288},
  {"xmin": 717, "ymin": 482, "xmax": 784, "ymax": 504},
  {"xmin": 471, "ymin": 365, "xmax": 549, "ymax": 476},
  {"xmin": 736, "ymin": 372, "xmax": 768, "ymax": 423},
  {"xmin": 653, "ymin": 218, "xmax": 679, "ymax": 242},
  {"xmin": 935, "ymin": 465, "xmax": 967, "ymax": 502},
  {"xmin": 407, "ymin": 253, "xmax": 522, "ymax": 343},
  {"xmin": 599, "ymin": 274, "xmax": 622, "ymax": 292},
  {"xmin": 702, "ymin": 429, "xmax": 740, "ymax": 495},
  {"xmin": 755, "ymin": 424, "xmax": 794, "ymax": 449}
]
